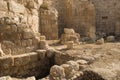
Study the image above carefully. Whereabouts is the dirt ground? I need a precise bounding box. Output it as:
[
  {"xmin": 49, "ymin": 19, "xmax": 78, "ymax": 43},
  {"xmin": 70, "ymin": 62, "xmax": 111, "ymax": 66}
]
[{"xmin": 52, "ymin": 42, "xmax": 120, "ymax": 80}]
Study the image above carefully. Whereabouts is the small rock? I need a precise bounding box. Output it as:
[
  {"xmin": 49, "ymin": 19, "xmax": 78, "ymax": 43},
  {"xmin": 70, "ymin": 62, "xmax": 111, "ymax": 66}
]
[
  {"xmin": 96, "ymin": 38, "xmax": 104, "ymax": 44},
  {"xmin": 107, "ymin": 36, "xmax": 115, "ymax": 42},
  {"xmin": 76, "ymin": 59, "xmax": 88, "ymax": 65}
]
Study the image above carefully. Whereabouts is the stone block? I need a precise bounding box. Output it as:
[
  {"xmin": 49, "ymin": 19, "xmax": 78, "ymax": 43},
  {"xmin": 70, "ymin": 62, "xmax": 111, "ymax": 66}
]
[
  {"xmin": 36, "ymin": 50, "xmax": 46, "ymax": 59},
  {"xmin": 76, "ymin": 59, "xmax": 88, "ymax": 65},
  {"xmin": 96, "ymin": 38, "xmax": 104, "ymax": 44},
  {"xmin": 39, "ymin": 40, "xmax": 49, "ymax": 49},
  {"xmin": 26, "ymin": 39, "xmax": 33, "ymax": 46},
  {"xmin": 29, "ymin": 52, "xmax": 38, "ymax": 62},
  {"xmin": 10, "ymin": 25, "xmax": 18, "ymax": 32},
  {"xmin": 26, "ymin": 0, "xmax": 37, "ymax": 9},
  {"xmin": 0, "ymin": 56, "xmax": 14, "ymax": 69},
  {"xmin": 40, "ymin": 36, "xmax": 46, "ymax": 41},
  {"xmin": 9, "ymin": 0, "xmax": 26, "ymax": 13},
  {"xmin": 67, "ymin": 41, "xmax": 74, "ymax": 49},
  {"xmin": 50, "ymin": 65, "xmax": 65, "ymax": 79},
  {"xmin": 107, "ymin": 36, "xmax": 115, "ymax": 42},
  {"xmin": 0, "ymin": 0, "xmax": 8, "ymax": 11},
  {"xmin": 64, "ymin": 28, "xmax": 75, "ymax": 34},
  {"xmin": 23, "ymin": 31, "xmax": 34, "ymax": 39},
  {"xmin": 1, "ymin": 41, "xmax": 15, "ymax": 55},
  {"xmin": 13, "ymin": 54, "xmax": 30, "ymax": 66}
]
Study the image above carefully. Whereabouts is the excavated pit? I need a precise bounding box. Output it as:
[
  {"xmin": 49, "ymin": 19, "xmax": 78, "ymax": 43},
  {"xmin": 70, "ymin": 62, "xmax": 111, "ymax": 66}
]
[
  {"xmin": 0, "ymin": 50, "xmax": 55, "ymax": 79},
  {"xmin": 75, "ymin": 70, "xmax": 105, "ymax": 80}
]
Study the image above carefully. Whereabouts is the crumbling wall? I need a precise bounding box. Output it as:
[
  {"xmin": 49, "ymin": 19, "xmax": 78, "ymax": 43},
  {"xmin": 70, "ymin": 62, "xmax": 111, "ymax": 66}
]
[
  {"xmin": 0, "ymin": 0, "xmax": 43, "ymax": 56},
  {"xmin": 0, "ymin": 50, "xmax": 54, "ymax": 78},
  {"xmin": 90, "ymin": 0, "xmax": 120, "ymax": 36},
  {"xmin": 39, "ymin": 0, "xmax": 58, "ymax": 40},
  {"xmin": 52, "ymin": 0, "xmax": 96, "ymax": 40}
]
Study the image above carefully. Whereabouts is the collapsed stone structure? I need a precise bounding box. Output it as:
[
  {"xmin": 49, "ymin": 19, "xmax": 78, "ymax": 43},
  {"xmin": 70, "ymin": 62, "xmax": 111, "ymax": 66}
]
[
  {"xmin": 60, "ymin": 28, "xmax": 80, "ymax": 44},
  {"xmin": 52, "ymin": 0, "xmax": 96, "ymax": 40},
  {"xmin": 0, "ymin": 0, "xmax": 120, "ymax": 80}
]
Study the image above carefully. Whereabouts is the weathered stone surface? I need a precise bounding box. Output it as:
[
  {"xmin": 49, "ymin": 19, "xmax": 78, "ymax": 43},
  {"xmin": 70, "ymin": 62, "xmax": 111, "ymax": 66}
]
[
  {"xmin": 61, "ymin": 28, "xmax": 80, "ymax": 44},
  {"xmin": 40, "ymin": 36, "xmax": 46, "ymax": 41},
  {"xmin": 23, "ymin": 30, "xmax": 34, "ymax": 39},
  {"xmin": 40, "ymin": 1, "xmax": 58, "ymax": 40},
  {"xmin": 39, "ymin": 40, "xmax": 49, "ymax": 49},
  {"xmin": 9, "ymin": 1, "xmax": 26, "ymax": 14},
  {"xmin": 0, "ymin": 0, "xmax": 8, "ymax": 11},
  {"xmin": 36, "ymin": 50, "xmax": 46, "ymax": 59},
  {"xmin": 96, "ymin": 38, "xmax": 104, "ymax": 44},
  {"xmin": 66, "ymin": 41, "xmax": 74, "ymax": 49},
  {"xmin": 107, "ymin": 36, "xmax": 115, "ymax": 42},
  {"xmin": 0, "ymin": 56, "xmax": 14, "ymax": 69},
  {"xmin": 29, "ymin": 52, "xmax": 38, "ymax": 62},
  {"xmin": 53, "ymin": 0, "xmax": 95, "ymax": 39},
  {"xmin": 50, "ymin": 65, "xmax": 65, "ymax": 80},
  {"xmin": 0, "ymin": 76, "xmax": 36, "ymax": 80},
  {"xmin": 13, "ymin": 54, "xmax": 30, "ymax": 66}
]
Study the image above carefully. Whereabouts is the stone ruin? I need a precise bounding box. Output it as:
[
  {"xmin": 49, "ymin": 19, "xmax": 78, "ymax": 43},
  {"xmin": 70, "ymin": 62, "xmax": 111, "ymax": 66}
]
[
  {"xmin": 0, "ymin": 0, "xmax": 120, "ymax": 80},
  {"xmin": 60, "ymin": 28, "xmax": 80, "ymax": 45}
]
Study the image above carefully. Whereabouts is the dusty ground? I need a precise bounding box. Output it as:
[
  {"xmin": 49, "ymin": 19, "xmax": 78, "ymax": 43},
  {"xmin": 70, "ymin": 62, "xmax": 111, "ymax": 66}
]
[{"xmin": 52, "ymin": 42, "xmax": 120, "ymax": 80}]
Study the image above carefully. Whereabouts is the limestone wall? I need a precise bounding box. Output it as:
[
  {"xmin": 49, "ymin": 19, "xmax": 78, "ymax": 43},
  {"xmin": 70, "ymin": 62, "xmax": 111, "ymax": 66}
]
[
  {"xmin": 40, "ymin": 0, "xmax": 58, "ymax": 40},
  {"xmin": 0, "ymin": 0, "xmax": 43, "ymax": 56},
  {"xmin": 90, "ymin": 0, "xmax": 120, "ymax": 35},
  {"xmin": 0, "ymin": 50, "xmax": 54, "ymax": 78},
  {"xmin": 52, "ymin": 0, "xmax": 96, "ymax": 39}
]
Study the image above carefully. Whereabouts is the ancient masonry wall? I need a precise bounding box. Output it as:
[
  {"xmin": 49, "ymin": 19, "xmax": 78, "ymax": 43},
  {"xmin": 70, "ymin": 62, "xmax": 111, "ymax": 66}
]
[
  {"xmin": 52, "ymin": 0, "xmax": 96, "ymax": 40},
  {"xmin": 0, "ymin": 50, "xmax": 54, "ymax": 78},
  {"xmin": 90, "ymin": 0, "xmax": 120, "ymax": 35},
  {"xmin": 39, "ymin": 0, "xmax": 58, "ymax": 40},
  {"xmin": 0, "ymin": 0, "xmax": 43, "ymax": 56}
]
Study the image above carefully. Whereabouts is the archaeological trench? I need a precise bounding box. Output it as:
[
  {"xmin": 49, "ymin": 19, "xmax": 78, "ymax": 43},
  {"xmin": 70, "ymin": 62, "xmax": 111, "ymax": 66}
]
[{"xmin": 0, "ymin": 0, "xmax": 120, "ymax": 80}]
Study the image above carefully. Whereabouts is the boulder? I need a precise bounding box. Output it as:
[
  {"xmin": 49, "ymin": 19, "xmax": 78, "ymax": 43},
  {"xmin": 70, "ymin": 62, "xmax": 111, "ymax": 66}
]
[
  {"xmin": 96, "ymin": 38, "xmax": 104, "ymax": 44},
  {"xmin": 61, "ymin": 61, "xmax": 79, "ymax": 79},
  {"xmin": 61, "ymin": 28, "xmax": 80, "ymax": 44},
  {"xmin": 107, "ymin": 36, "xmax": 115, "ymax": 42},
  {"xmin": 64, "ymin": 28, "xmax": 75, "ymax": 34},
  {"xmin": 50, "ymin": 65, "xmax": 65, "ymax": 80},
  {"xmin": 9, "ymin": 1, "xmax": 26, "ymax": 14}
]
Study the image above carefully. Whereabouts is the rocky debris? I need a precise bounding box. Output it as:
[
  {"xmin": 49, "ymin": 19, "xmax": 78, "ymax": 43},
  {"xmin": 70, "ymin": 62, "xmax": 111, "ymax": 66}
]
[
  {"xmin": 96, "ymin": 38, "xmax": 104, "ymax": 44},
  {"xmin": 42, "ymin": 60, "xmax": 85, "ymax": 80},
  {"xmin": 0, "ymin": 76, "xmax": 36, "ymax": 80},
  {"xmin": 106, "ymin": 36, "xmax": 115, "ymax": 42},
  {"xmin": 50, "ymin": 65, "xmax": 65, "ymax": 80},
  {"xmin": 60, "ymin": 28, "xmax": 80, "ymax": 44}
]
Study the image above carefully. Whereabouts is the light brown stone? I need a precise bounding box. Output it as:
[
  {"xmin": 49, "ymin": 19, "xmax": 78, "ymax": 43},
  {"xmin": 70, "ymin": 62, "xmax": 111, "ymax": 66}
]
[
  {"xmin": 107, "ymin": 36, "xmax": 115, "ymax": 42},
  {"xmin": 50, "ymin": 65, "xmax": 65, "ymax": 80},
  {"xmin": 96, "ymin": 38, "xmax": 104, "ymax": 44},
  {"xmin": 67, "ymin": 41, "xmax": 74, "ymax": 49}
]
